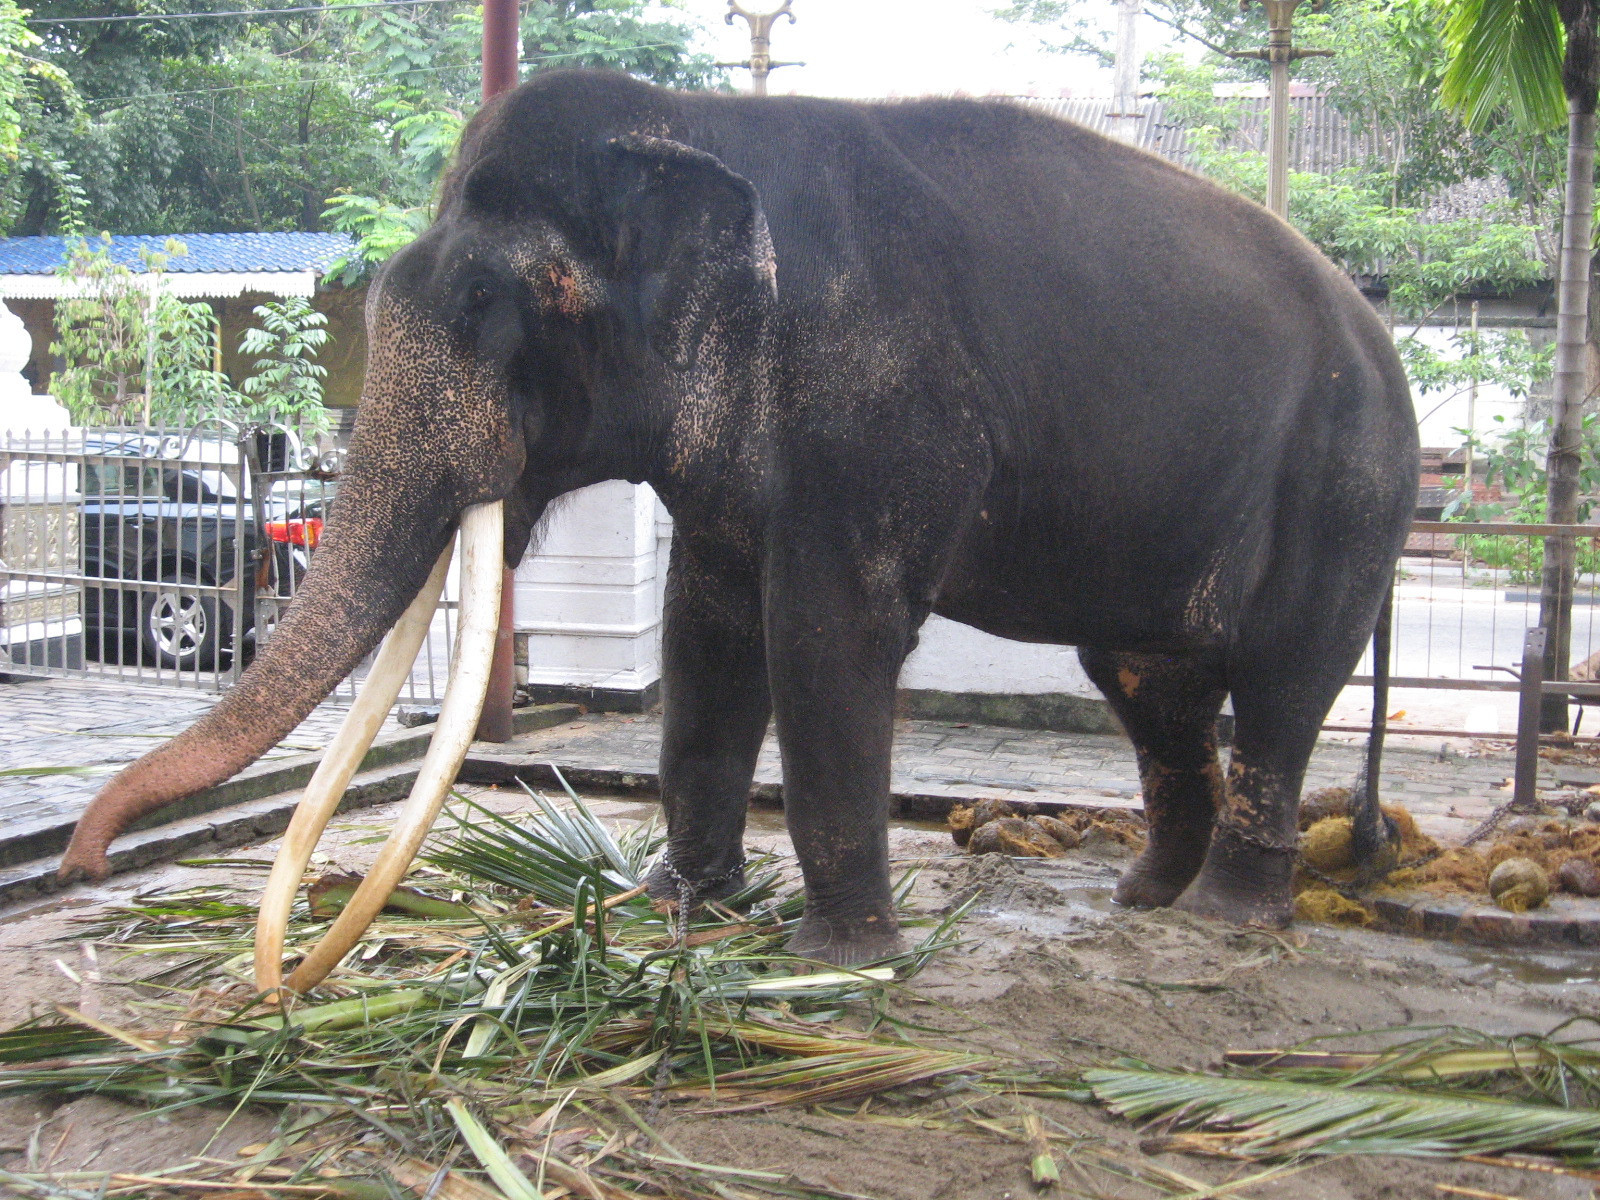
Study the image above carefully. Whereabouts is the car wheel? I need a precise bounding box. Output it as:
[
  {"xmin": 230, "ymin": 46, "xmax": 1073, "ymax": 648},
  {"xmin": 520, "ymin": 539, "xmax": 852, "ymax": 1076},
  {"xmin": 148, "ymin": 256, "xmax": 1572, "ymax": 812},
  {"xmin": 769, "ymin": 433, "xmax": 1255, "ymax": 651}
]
[{"xmin": 140, "ymin": 569, "xmax": 230, "ymax": 670}]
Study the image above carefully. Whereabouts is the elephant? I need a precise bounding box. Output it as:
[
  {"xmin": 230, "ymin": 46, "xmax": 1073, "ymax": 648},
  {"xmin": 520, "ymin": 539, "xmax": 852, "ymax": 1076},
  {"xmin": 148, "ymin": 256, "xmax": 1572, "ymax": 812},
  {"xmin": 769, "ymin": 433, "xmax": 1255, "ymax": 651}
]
[{"xmin": 60, "ymin": 69, "xmax": 1418, "ymax": 976}]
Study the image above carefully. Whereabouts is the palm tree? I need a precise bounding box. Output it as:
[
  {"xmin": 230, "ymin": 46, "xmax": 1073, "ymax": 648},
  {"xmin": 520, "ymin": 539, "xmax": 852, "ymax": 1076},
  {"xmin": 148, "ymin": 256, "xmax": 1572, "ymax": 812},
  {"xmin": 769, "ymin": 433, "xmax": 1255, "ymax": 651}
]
[{"xmin": 1442, "ymin": 0, "xmax": 1599, "ymax": 730}]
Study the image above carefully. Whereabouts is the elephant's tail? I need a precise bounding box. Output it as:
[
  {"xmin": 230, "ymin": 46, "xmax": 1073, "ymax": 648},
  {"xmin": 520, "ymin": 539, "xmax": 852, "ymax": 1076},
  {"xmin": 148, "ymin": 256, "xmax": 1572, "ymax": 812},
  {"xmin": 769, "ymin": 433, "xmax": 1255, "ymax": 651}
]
[{"xmin": 1351, "ymin": 582, "xmax": 1400, "ymax": 881}]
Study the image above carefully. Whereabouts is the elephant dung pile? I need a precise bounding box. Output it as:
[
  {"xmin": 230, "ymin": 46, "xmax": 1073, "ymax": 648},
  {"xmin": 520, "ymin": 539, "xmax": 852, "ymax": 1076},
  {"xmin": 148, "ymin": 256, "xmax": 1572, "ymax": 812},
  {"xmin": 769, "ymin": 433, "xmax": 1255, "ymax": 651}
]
[
  {"xmin": 1295, "ymin": 787, "xmax": 1600, "ymax": 920},
  {"xmin": 947, "ymin": 785, "xmax": 1600, "ymax": 924},
  {"xmin": 1291, "ymin": 788, "xmax": 1437, "ymax": 925},
  {"xmin": 1381, "ymin": 805, "xmax": 1600, "ymax": 910},
  {"xmin": 947, "ymin": 798, "xmax": 1146, "ymax": 857}
]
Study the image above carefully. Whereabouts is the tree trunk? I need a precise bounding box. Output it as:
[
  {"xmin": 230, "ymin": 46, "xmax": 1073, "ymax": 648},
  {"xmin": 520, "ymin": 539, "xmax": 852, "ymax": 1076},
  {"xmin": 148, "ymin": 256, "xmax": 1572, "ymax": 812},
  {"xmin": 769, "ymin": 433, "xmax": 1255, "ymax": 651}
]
[{"xmin": 1539, "ymin": 97, "xmax": 1598, "ymax": 731}]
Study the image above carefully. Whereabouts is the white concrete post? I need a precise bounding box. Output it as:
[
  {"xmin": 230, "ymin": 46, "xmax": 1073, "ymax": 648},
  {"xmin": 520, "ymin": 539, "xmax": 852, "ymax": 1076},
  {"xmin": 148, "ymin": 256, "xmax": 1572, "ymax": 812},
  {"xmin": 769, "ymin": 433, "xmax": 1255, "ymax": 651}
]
[
  {"xmin": 512, "ymin": 480, "xmax": 665, "ymax": 709},
  {"xmin": 0, "ymin": 300, "xmax": 73, "ymax": 444},
  {"xmin": 0, "ymin": 299, "xmax": 83, "ymax": 670}
]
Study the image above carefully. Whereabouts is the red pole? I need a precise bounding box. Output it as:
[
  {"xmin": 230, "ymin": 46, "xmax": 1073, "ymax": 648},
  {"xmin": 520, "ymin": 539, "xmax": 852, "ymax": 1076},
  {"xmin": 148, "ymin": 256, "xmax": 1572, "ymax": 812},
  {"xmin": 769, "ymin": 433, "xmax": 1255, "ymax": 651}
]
[
  {"xmin": 476, "ymin": 0, "xmax": 519, "ymax": 742},
  {"xmin": 482, "ymin": 0, "xmax": 519, "ymax": 101}
]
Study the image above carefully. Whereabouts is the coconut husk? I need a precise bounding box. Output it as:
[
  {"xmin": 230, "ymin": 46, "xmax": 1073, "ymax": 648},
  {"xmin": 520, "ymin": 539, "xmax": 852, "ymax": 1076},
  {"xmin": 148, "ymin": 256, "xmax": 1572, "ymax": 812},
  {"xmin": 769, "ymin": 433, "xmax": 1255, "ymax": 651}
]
[
  {"xmin": 948, "ymin": 803, "xmax": 978, "ymax": 847},
  {"xmin": 947, "ymin": 798, "xmax": 1018, "ymax": 847},
  {"xmin": 1294, "ymin": 886, "xmax": 1374, "ymax": 927},
  {"xmin": 1084, "ymin": 818, "xmax": 1146, "ymax": 854},
  {"xmin": 1557, "ymin": 857, "xmax": 1600, "ymax": 896},
  {"xmin": 1299, "ymin": 787, "xmax": 1352, "ymax": 830},
  {"xmin": 1032, "ymin": 814, "xmax": 1081, "ymax": 850},
  {"xmin": 1571, "ymin": 825, "xmax": 1600, "ymax": 859},
  {"xmin": 1393, "ymin": 846, "xmax": 1491, "ymax": 897},
  {"xmin": 1478, "ymin": 821, "xmax": 1600, "ymax": 878},
  {"xmin": 1488, "ymin": 858, "xmax": 1550, "ymax": 913},
  {"xmin": 1301, "ymin": 818, "xmax": 1355, "ymax": 874}
]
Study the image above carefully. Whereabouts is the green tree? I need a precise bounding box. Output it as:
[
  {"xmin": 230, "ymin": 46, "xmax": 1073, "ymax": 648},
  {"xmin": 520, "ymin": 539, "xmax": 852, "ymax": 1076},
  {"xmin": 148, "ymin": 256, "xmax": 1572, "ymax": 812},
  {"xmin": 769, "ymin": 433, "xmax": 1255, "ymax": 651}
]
[
  {"xmin": 1441, "ymin": 0, "xmax": 1599, "ymax": 729},
  {"xmin": 237, "ymin": 296, "xmax": 329, "ymax": 429},
  {"xmin": 49, "ymin": 236, "xmax": 235, "ymax": 425},
  {"xmin": 324, "ymin": 0, "xmax": 725, "ymax": 279},
  {"xmin": 1181, "ymin": 127, "xmax": 1548, "ymax": 394},
  {"xmin": 18, "ymin": 0, "xmax": 721, "ymax": 237},
  {"xmin": 0, "ymin": 0, "xmax": 81, "ymax": 232}
]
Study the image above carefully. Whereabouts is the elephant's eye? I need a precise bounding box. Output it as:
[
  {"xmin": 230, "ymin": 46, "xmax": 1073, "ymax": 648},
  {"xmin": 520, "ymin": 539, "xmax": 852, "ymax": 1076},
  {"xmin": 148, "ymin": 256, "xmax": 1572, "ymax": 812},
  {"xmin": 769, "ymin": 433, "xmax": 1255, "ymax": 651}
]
[{"xmin": 464, "ymin": 280, "xmax": 494, "ymax": 312}]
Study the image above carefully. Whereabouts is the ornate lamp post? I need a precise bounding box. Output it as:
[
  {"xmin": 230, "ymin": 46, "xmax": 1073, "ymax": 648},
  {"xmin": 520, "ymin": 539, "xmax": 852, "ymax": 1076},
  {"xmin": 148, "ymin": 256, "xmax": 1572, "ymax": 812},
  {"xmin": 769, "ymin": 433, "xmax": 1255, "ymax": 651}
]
[
  {"xmin": 721, "ymin": 0, "xmax": 803, "ymax": 96},
  {"xmin": 1230, "ymin": 0, "xmax": 1332, "ymax": 216}
]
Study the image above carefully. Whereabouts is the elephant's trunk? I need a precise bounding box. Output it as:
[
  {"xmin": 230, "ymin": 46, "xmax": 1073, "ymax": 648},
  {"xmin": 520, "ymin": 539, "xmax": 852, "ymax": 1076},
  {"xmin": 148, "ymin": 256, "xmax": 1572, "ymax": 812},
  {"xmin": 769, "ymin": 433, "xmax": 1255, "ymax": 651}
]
[{"xmin": 58, "ymin": 472, "xmax": 457, "ymax": 884}]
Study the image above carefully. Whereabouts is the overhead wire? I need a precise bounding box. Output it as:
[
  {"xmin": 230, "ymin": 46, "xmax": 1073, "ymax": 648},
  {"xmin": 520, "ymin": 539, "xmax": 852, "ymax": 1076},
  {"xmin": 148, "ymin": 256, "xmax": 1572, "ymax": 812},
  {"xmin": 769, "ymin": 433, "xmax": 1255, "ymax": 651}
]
[
  {"xmin": 81, "ymin": 44, "xmax": 683, "ymax": 106},
  {"xmin": 29, "ymin": 0, "xmax": 461, "ymax": 25}
]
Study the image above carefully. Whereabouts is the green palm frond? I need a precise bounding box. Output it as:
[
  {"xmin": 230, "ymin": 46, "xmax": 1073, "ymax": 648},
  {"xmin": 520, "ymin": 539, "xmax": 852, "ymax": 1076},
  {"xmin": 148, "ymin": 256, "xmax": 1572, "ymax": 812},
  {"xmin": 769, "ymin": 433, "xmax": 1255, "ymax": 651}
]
[
  {"xmin": 422, "ymin": 783, "xmax": 659, "ymax": 904},
  {"xmin": 1225, "ymin": 1023, "xmax": 1600, "ymax": 1107},
  {"xmin": 1441, "ymin": 0, "xmax": 1568, "ymax": 131},
  {"xmin": 1085, "ymin": 1066, "xmax": 1600, "ymax": 1161}
]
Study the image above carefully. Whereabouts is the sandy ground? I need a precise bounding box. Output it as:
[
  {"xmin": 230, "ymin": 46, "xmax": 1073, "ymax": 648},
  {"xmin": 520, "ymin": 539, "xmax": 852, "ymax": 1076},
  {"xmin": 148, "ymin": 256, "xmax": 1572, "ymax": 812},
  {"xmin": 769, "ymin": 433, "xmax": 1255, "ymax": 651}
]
[{"xmin": 1, "ymin": 784, "xmax": 1598, "ymax": 1199}]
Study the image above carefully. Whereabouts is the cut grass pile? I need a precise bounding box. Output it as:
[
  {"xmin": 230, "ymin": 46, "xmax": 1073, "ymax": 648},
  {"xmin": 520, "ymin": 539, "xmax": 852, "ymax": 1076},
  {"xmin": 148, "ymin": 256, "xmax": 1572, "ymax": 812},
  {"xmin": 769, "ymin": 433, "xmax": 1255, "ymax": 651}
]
[{"xmin": 0, "ymin": 781, "xmax": 1028, "ymax": 1198}]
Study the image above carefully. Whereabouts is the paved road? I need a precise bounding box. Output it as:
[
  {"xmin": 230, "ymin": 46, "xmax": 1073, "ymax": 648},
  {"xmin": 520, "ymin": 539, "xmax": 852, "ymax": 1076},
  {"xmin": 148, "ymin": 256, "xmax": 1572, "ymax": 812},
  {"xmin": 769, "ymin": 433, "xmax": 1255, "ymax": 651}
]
[{"xmin": 1322, "ymin": 556, "xmax": 1600, "ymax": 736}]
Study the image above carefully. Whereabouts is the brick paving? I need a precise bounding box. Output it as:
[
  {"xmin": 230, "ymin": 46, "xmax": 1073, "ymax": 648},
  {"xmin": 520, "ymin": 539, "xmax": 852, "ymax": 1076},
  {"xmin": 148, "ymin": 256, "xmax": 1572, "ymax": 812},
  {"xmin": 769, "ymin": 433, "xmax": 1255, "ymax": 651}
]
[
  {"xmin": 0, "ymin": 676, "xmax": 358, "ymax": 837},
  {"xmin": 5, "ymin": 675, "xmax": 1599, "ymax": 864}
]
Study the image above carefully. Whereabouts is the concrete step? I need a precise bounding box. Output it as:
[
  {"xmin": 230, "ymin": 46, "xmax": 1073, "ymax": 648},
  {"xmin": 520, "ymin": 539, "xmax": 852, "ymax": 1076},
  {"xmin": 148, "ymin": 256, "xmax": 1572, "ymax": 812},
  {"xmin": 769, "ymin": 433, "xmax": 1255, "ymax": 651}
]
[{"xmin": 0, "ymin": 703, "xmax": 579, "ymax": 908}]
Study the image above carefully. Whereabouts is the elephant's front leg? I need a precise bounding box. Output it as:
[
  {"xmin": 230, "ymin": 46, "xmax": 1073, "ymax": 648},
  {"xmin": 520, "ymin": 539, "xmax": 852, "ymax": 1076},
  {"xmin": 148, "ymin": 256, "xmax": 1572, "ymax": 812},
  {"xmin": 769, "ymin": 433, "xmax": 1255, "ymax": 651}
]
[
  {"xmin": 765, "ymin": 541, "xmax": 919, "ymax": 966},
  {"xmin": 645, "ymin": 541, "xmax": 771, "ymax": 906}
]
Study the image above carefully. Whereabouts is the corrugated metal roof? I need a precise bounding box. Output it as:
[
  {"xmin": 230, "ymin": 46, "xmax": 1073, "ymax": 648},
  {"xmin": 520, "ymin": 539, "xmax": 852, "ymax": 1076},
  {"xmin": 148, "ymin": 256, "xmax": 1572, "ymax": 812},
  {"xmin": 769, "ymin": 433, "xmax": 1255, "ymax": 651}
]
[
  {"xmin": 1016, "ymin": 95, "xmax": 1391, "ymax": 174},
  {"xmin": 0, "ymin": 232, "xmax": 353, "ymax": 276}
]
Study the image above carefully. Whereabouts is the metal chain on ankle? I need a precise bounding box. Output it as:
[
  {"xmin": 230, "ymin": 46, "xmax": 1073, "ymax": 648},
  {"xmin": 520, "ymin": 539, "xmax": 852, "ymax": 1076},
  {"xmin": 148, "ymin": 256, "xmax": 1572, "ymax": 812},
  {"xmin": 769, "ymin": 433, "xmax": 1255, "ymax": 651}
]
[
  {"xmin": 1214, "ymin": 824, "xmax": 1299, "ymax": 855},
  {"xmin": 655, "ymin": 853, "xmax": 745, "ymax": 947},
  {"xmin": 657, "ymin": 853, "xmax": 746, "ymax": 893}
]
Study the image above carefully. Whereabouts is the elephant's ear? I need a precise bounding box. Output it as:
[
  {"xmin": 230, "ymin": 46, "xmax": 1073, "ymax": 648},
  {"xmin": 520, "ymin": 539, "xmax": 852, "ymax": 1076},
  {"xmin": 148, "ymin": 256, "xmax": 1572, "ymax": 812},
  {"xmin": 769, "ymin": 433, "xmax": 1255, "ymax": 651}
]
[{"xmin": 606, "ymin": 133, "xmax": 776, "ymax": 371}]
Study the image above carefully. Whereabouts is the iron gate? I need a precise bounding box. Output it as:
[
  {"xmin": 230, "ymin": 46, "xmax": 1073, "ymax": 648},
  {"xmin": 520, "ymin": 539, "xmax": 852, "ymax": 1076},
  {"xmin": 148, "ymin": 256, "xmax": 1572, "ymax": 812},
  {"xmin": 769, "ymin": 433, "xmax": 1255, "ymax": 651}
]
[{"xmin": 0, "ymin": 420, "xmax": 457, "ymax": 702}]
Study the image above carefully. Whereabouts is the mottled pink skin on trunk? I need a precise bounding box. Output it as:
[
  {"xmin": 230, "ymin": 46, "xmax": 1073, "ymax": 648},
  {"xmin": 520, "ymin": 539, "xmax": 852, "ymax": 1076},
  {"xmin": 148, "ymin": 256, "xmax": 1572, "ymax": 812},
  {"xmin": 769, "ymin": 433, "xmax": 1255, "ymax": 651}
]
[
  {"xmin": 59, "ymin": 703, "xmax": 321, "ymax": 881},
  {"xmin": 58, "ymin": 480, "xmax": 450, "ymax": 883}
]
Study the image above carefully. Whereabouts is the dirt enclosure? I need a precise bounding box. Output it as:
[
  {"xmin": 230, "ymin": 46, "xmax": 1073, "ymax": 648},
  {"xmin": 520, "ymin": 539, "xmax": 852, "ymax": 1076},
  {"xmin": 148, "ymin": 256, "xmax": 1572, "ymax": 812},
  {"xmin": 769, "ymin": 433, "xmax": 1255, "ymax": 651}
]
[{"xmin": 1, "ymin": 786, "xmax": 1597, "ymax": 1200}]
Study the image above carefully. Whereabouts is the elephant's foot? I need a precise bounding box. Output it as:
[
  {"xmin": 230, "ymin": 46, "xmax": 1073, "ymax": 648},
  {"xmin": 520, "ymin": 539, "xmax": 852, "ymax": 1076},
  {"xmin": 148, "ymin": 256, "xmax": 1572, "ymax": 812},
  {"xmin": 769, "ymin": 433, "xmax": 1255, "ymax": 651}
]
[
  {"xmin": 786, "ymin": 911, "xmax": 905, "ymax": 966},
  {"xmin": 1112, "ymin": 839, "xmax": 1209, "ymax": 909},
  {"xmin": 1170, "ymin": 830, "xmax": 1295, "ymax": 929},
  {"xmin": 644, "ymin": 852, "xmax": 748, "ymax": 910}
]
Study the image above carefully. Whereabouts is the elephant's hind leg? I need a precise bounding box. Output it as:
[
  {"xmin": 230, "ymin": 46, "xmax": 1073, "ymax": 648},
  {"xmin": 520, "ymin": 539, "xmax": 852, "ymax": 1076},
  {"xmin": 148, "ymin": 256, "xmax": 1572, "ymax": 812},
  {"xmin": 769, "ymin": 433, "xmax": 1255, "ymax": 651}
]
[
  {"xmin": 1079, "ymin": 648, "xmax": 1228, "ymax": 909},
  {"xmin": 1173, "ymin": 607, "xmax": 1377, "ymax": 929}
]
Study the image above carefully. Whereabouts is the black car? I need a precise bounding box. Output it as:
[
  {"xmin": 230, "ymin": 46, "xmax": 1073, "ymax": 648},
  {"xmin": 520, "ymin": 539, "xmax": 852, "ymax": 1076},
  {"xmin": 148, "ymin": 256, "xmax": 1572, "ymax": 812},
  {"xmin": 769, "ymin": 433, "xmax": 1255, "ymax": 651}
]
[{"xmin": 80, "ymin": 434, "xmax": 331, "ymax": 670}]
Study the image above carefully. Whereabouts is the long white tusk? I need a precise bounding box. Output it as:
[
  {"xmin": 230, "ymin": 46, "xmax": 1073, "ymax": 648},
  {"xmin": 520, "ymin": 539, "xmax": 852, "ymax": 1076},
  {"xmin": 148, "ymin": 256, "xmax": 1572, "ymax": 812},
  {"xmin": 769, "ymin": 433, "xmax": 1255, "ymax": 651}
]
[
  {"xmin": 253, "ymin": 539, "xmax": 455, "ymax": 1000},
  {"xmin": 283, "ymin": 501, "xmax": 505, "ymax": 995}
]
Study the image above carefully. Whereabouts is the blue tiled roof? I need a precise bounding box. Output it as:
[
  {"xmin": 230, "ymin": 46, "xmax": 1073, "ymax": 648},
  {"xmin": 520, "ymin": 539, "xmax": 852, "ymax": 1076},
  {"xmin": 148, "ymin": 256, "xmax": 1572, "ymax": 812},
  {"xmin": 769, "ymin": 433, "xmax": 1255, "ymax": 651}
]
[{"xmin": 0, "ymin": 232, "xmax": 354, "ymax": 275}]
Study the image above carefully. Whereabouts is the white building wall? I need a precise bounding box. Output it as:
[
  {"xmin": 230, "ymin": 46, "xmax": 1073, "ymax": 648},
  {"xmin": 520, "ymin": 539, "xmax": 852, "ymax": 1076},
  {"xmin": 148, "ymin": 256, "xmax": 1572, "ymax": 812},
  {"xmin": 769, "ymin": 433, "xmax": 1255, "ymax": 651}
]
[
  {"xmin": 900, "ymin": 616, "xmax": 1098, "ymax": 696},
  {"xmin": 512, "ymin": 480, "xmax": 1101, "ymax": 701},
  {"xmin": 1405, "ymin": 325, "xmax": 1525, "ymax": 449},
  {"xmin": 512, "ymin": 480, "xmax": 663, "ymax": 696}
]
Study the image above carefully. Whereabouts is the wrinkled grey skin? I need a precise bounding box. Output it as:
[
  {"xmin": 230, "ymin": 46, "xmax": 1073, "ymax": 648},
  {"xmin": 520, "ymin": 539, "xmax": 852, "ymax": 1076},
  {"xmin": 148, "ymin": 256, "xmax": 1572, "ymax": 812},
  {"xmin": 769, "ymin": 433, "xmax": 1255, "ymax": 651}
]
[{"xmin": 63, "ymin": 71, "xmax": 1418, "ymax": 966}]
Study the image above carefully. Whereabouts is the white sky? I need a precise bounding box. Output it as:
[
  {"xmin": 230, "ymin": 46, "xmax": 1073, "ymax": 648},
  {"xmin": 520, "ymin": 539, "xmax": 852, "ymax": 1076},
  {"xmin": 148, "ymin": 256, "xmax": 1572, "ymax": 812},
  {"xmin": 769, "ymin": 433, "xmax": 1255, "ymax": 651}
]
[{"xmin": 685, "ymin": 0, "xmax": 1141, "ymax": 98}]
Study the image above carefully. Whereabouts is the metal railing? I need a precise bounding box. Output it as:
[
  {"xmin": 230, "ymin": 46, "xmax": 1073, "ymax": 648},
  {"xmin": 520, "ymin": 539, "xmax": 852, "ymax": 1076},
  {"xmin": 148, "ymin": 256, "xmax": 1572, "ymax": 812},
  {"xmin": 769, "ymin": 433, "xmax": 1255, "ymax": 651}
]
[
  {"xmin": 1337, "ymin": 520, "xmax": 1600, "ymax": 802},
  {"xmin": 0, "ymin": 421, "xmax": 457, "ymax": 704},
  {"xmin": 1347, "ymin": 521, "xmax": 1600, "ymax": 708}
]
